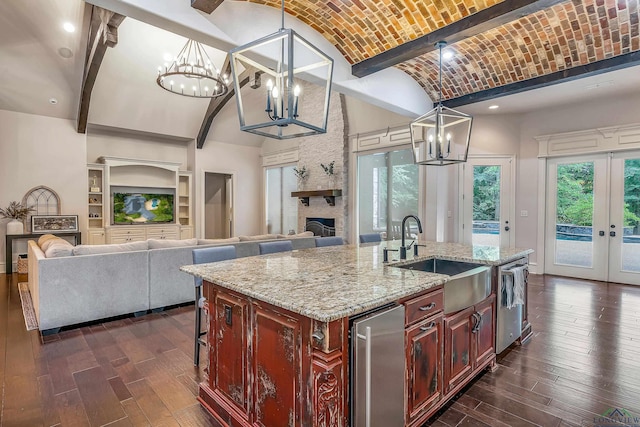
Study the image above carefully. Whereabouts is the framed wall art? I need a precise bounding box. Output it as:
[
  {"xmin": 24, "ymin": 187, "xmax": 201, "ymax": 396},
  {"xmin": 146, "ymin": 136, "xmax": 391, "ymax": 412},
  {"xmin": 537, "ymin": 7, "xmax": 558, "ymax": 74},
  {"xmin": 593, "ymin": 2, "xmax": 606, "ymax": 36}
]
[{"xmin": 31, "ymin": 215, "xmax": 79, "ymax": 234}]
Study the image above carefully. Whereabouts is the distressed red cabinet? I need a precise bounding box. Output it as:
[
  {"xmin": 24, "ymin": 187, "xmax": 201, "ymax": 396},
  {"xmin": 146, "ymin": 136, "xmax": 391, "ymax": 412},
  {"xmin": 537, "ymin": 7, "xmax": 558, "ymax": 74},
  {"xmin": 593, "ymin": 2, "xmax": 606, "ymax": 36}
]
[
  {"xmin": 405, "ymin": 312, "xmax": 443, "ymax": 426},
  {"xmin": 443, "ymin": 294, "xmax": 496, "ymax": 396},
  {"xmin": 200, "ymin": 282, "xmax": 346, "ymax": 427}
]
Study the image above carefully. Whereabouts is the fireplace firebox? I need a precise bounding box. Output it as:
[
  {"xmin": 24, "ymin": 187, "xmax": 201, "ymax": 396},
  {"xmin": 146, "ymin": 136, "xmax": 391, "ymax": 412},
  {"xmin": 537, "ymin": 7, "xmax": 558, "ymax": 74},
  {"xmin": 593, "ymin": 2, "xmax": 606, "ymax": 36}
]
[{"xmin": 305, "ymin": 218, "xmax": 335, "ymax": 237}]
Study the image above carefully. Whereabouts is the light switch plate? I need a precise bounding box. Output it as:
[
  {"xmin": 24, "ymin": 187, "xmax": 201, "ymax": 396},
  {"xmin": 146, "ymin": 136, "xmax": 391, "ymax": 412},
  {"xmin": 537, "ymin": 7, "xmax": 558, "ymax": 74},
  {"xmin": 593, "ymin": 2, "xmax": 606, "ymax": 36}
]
[{"xmin": 520, "ymin": 210, "xmax": 528, "ymax": 217}]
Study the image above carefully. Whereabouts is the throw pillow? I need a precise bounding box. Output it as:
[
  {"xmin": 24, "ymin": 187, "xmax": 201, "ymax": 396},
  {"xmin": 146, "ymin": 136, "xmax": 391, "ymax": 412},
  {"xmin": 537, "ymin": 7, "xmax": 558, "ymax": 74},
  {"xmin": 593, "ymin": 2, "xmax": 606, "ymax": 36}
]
[
  {"xmin": 72, "ymin": 241, "xmax": 149, "ymax": 256},
  {"xmin": 38, "ymin": 234, "xmax": 59, "ymax": 250},
  {"xmin": 44, "ymin": 240, "xmax": 74, "ymax": 258}
]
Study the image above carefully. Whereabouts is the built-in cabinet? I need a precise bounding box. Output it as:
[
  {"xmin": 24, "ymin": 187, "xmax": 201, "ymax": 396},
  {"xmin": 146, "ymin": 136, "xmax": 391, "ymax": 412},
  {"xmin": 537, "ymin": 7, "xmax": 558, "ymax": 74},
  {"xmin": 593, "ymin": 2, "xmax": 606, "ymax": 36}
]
[
  {"xmin": 86, "ymin": 157, "xmax": 193, "ymax": 244},
  {"xmin": 87, "ymin": 165, "xmax": 105, "ymax": 229}
]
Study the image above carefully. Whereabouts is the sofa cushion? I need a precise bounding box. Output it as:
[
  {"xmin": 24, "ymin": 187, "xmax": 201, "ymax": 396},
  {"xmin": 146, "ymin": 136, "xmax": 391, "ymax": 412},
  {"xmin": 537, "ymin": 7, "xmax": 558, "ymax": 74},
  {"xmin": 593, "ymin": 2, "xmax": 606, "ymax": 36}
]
[
  {"xmin": 72, "ymin": 241, "xmax": 149, "ymax": 256},
  {"xmin": 148, "ymin": 238, "xmax": 198, "ymax": 249},
  {"xmin": 44, "ymin": 240, "xmax": 74, "ymax": 258},
  {"xmin": 198, "ymin": 237, "xmax": 241, "ymax": 245},
  {"xmin": 238, "ymin": 234, "xmax": 278, "ymax": 241},
  {"xmin": 276, "ymin": 231, "xmax": 314, "ymax": 238}
]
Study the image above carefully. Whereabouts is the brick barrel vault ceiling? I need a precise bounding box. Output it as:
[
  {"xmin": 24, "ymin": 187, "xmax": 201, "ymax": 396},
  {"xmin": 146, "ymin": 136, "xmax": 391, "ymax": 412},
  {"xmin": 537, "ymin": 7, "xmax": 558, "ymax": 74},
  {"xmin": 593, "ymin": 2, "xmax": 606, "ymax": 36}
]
[
  {"xmin": 238, "ymin": 0, "xmax": 639, "ymax": 104},
  {"xmin": 237, "ymin": 0, "xmax": 505, "ymax": 63},
  {"xmin": 398, "ymin": 0, "xmax": 640, "ymax": 101}
]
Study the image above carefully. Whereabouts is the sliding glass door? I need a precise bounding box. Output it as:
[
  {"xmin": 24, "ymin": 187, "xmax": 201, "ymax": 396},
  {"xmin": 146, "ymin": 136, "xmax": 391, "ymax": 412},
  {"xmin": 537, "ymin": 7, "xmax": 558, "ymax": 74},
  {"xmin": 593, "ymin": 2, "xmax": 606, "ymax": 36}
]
[{"xmin": 357, "ymin": 148, "xmax": 419, "ymax": 240}]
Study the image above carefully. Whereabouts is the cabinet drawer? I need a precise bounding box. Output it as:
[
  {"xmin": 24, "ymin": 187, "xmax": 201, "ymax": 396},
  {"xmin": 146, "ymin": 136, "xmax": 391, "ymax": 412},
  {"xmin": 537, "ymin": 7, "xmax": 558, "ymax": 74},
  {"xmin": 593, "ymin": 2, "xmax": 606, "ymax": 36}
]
[
  {"xmin": 405, "ymin": 289, "xmax": 444, "ymax": 326},
  {"xmin": 146, "ymin": 229, "xmax": 179, "ymax": 240}
]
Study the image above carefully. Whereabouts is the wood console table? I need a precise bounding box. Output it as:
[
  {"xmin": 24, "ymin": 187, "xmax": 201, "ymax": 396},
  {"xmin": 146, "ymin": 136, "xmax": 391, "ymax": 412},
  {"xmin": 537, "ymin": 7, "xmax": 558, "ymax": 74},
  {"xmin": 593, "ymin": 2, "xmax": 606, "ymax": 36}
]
[{"xmin": 5, "ymin": 232, "xmax": 82, "ymax": 274}]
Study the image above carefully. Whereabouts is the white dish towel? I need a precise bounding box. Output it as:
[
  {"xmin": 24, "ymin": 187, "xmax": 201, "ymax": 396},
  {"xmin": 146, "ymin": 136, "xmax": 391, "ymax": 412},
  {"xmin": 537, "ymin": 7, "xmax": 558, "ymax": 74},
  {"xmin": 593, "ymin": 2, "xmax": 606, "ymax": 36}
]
[{"xmin": 502, "ymin": 265, "xmax": 527, "ymax": 309}]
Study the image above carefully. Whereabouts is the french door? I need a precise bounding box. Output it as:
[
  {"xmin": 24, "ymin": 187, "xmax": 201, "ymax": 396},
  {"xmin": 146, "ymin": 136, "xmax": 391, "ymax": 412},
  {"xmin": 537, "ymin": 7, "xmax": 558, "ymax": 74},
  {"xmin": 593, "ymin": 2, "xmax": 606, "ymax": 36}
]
[
  {"xmin": 460, "ymin": 157, "xmax": 515, "ymax": 247},
  {"xmin": 544, "ymin": 152, "xmax": 640, "ymax": 285}
]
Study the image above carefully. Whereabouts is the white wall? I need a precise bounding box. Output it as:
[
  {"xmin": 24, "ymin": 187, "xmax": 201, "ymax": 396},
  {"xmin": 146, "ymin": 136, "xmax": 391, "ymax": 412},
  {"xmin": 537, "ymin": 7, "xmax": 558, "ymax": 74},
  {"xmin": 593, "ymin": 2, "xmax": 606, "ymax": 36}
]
[
  {"xmin": 195, "ymin": 140, "xmax": 262, "ymax": 237},
  {"xmin": 87, "ymin": 128, "xmax": 189, "ymax": 168},
  {"xmin": 0, "ymin": 110, "xmax": 86, "ymax": 270}
]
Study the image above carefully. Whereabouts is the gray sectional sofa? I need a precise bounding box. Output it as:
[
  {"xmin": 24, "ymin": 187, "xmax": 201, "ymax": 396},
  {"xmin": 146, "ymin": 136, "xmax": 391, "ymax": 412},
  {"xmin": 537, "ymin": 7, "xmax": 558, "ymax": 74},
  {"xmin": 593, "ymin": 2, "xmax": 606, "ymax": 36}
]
[{"xmin": 27, "ymin": 233, "xmax": 317, "ymax": 332}]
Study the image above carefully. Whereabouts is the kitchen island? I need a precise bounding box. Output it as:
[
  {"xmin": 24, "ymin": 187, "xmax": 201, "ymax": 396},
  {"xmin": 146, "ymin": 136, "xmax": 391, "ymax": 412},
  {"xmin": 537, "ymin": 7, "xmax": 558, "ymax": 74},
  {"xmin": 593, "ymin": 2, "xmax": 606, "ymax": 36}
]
[{"xmin": 180, "ymin": 241, "xmax": 533, "ymax": 427}]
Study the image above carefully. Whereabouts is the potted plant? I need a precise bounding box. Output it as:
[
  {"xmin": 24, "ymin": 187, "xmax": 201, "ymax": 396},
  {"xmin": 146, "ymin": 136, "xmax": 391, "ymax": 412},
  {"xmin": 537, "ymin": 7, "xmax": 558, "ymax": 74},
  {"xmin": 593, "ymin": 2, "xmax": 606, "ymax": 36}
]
[
  {"xmin": 321, "ymin": 161, "xmax": 336, "ymax": 189},
  {"xmin": 0, "ymin": 201, "xmax": 34, "ymax": 235},
  {"xmin": 293, "ymin": 166, "xmax": 309, "ymax": 190}
]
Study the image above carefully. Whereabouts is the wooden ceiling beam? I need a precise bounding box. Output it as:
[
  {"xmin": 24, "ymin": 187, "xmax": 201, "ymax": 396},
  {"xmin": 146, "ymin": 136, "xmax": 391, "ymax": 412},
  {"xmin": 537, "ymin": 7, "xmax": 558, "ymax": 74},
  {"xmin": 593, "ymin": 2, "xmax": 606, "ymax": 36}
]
[
  {"xmin": 191, "ymin": 0, "xmax": 224, "ymax": 14},
  {"xmin": 76, "ymin": 6, "xmax": 125, "ymax": 134},
  {"xmin": 197, "ymin": 59, "xmax": 262, "ymax": 149},
  {"xmin": 352, "ymin": 0, "xmax": 566, "ymax": 78},
  {"xmin": 442, "ymin": 50, "xmax": 640, "ymax": 108}
]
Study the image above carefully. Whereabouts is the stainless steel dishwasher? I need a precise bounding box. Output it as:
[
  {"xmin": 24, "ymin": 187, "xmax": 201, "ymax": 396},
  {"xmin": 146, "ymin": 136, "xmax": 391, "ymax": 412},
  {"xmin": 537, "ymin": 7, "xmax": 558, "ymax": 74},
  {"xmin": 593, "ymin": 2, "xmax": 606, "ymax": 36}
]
[
  {"xmin": 350, "ymin": 303, "xmax": 405, "ymax": 427},
  {"xmin": 496, "ymin": 258, "xmax": 528, "ymax": 353}
]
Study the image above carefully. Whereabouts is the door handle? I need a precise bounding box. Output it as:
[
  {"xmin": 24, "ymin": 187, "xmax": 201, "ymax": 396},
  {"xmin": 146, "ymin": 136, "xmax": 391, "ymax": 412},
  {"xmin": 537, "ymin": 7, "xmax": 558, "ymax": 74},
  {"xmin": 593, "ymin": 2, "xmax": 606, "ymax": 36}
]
[
  {"xmin": 357, "ymin": 326, "xmax": 372, "ymax": 427},
  {"xmin": 610, "ymin": 231, "xmax": 616, "ymax": 237},
  {"xmin": 599, "ymin": 231, "xmax": 605, "ymax": 236},
  {"xmin": 504, "ymin": 226, "xmax": 510, "ymax": 231}
]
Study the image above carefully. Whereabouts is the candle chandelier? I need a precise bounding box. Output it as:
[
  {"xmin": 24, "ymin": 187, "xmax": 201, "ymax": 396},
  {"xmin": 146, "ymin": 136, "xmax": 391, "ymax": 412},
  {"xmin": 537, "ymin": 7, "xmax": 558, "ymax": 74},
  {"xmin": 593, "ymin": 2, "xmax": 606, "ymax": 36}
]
[
  {"xmin": 410, "ymin": 41, "xmax": 473, "ymax": 166},
  {"xmin": 156, "ymin": 39, "xmax": 229, "ymax": 98},
  {"xmin": 229, "ymin": 0, "xmax": 334, "ymax": 139}
]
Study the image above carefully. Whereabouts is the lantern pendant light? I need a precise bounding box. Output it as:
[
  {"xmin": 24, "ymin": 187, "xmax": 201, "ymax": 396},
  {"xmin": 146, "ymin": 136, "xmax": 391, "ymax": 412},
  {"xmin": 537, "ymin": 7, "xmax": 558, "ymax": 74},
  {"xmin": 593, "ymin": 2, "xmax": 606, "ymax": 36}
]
[{"xmin": 410, "ymin": 41, "xmax": 473, "ymax": 166}]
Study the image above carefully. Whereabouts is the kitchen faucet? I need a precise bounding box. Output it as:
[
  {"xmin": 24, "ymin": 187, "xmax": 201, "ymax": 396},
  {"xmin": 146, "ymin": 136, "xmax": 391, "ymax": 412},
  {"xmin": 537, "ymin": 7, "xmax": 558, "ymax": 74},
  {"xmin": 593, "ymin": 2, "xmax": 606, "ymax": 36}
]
[{"xmin": 400, "ymin": 215, "xmax": 423, "ymax": 260}]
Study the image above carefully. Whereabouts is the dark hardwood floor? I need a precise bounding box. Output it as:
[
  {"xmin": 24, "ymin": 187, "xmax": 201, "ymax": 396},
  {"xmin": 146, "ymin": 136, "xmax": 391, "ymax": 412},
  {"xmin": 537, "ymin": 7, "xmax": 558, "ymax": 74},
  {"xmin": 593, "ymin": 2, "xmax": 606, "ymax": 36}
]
[{"xmin": 1, "ymin": 272, "xmax": 639, "ymax": 426}]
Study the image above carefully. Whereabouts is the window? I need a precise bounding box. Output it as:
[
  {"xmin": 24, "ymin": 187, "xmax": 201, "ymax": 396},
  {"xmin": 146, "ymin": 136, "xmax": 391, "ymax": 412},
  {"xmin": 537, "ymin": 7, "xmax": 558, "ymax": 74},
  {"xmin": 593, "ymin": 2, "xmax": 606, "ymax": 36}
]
[
  {"xmin": 357, "ymin": 148, "xmax": 419, "ymax": 239},
  {"xmin": 265, "ymin": 165, "xmax": 298, "ymax": 234}
]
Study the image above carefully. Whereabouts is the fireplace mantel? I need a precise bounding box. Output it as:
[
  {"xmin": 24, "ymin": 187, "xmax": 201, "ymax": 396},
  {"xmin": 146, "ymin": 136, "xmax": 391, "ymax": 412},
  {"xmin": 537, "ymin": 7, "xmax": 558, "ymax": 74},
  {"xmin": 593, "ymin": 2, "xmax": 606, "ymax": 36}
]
[{"xmin": 291, "ymin": 189, "xmax": 342, "ymax": 206}]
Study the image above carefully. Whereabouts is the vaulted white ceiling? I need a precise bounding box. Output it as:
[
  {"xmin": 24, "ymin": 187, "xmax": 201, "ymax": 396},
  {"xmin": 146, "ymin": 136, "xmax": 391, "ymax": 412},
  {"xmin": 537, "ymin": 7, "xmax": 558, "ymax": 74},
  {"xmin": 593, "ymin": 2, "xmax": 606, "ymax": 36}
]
[{"xmin": 1, "ymin": 0, "xmax": 640, "ymax": 146}]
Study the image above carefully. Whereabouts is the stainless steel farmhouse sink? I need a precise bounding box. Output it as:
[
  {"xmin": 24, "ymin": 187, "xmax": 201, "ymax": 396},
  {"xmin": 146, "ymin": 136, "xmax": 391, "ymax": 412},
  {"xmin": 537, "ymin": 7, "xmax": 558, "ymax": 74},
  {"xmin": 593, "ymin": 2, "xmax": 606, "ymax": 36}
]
[{"xmin": 393, "ymin": 258, "xmax": 491, "ymax": 314}]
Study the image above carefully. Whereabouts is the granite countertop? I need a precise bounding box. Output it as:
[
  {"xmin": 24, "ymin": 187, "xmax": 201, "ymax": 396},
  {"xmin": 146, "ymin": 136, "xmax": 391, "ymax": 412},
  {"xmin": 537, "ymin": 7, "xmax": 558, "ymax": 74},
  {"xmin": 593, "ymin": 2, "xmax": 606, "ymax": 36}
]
[{"xmin": 180, "ymin": 241, "xmax": 533, "ymax": 323}]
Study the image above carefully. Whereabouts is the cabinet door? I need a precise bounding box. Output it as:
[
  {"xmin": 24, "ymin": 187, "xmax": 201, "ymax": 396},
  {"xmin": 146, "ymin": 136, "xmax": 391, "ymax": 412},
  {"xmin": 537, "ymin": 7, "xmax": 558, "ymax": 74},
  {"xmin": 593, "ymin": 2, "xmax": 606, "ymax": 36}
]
[
  {"xmin": 406, "ymin": 313, "xmax": 443, "ymax": 423},
  {"xmin": 473, "ymin": 295, "xmax": 495, "ymax": 368},
  {"xmin": 253, "ymin": 304, "xmax": 302, "ymax": 427},
  {"xmin": 213, "ymin": 290, "xmax": 250, "ymax": 418},
  {"xmin": 88, "ymin": 229, "xmax": 105, "ymax": 245},
  {"xmin": 443, "ymin": 307, "xmax": 474, "ymax": 395}
]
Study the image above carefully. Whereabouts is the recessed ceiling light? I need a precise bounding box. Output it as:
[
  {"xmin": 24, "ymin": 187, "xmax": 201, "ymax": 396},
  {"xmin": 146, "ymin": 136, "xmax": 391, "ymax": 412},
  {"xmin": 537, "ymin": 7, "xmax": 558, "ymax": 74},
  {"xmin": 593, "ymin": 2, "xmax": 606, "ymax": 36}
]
[
  {"xmin": 58, "ymin": 47, "xmax": 73, "ymax": 59},
  {"xmin": 49, "ymin": 98, "xmax": 58, "ymax": 105},
  {"xmin": 488, "ymin": 105, "xmax": 499, "ymax": 110},
  {"xmin": 442, "ymin": 50, "xmax": 454, "ymax": 60},
  {"xmin": 63, "ymin": 22, "xmax": 75, "ymax": 33}
]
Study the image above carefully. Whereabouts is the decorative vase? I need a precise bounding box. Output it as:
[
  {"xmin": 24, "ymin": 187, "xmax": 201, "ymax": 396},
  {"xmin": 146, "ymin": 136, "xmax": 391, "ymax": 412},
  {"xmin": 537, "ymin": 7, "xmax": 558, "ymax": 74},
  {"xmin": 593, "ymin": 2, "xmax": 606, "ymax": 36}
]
[
  {"xmin": 6, "ymin": 219, "xmax": 24, "ymax": 235},
  {"xmin": 326, "ymin": 174, "xmax": 337, "ymax": 190},
  {"xmin": 297, "ymin": 178, "xmax": 306, "ymax": 191}
]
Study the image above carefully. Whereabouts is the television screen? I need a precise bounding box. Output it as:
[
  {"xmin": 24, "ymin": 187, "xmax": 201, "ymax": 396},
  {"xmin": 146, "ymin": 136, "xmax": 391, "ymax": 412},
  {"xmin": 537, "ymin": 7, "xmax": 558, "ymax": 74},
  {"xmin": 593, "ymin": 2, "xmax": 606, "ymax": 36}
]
[{"xmin": 112, "ymin": 192, "xmax": 174, "ymax": 224}]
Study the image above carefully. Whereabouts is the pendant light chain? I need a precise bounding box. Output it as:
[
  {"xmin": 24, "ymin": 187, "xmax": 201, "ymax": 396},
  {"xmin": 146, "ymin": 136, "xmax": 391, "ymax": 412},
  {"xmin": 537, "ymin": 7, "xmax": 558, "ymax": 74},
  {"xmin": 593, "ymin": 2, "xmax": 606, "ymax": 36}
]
[
  {"xmin": 280, "ymin": 0, "xmax": 285, "ymax": 30},
  {"xmin": 437, "ymin": 41, "xmax": 443, "ymax": 106}
]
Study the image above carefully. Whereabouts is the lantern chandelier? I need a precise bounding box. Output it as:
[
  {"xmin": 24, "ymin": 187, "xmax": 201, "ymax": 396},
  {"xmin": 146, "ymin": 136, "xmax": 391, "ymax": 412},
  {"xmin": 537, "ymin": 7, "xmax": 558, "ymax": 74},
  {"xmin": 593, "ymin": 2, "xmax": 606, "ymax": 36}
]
[
  {"xmin": 229, "ymin": 0, "xmax": 334, "ymax": 139},
  {"xmin": 156, "ymin": 39, "xmax": 229, "ymax": 98},
  {"xmin": 410, "ymin": 41, "xmax": 473, "ymax": 166}
]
